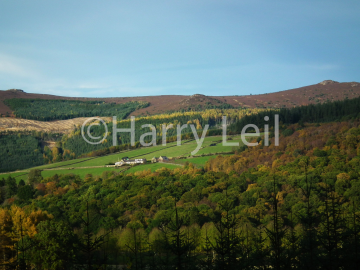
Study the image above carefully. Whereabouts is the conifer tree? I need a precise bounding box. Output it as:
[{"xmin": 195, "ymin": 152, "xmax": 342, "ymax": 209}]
[
  {"xmin": 78, "ymin": 202, "xmax": 110, "ymax": 270},
  {"xmin": 265, "ymin": 176, "xmax": 287, "ymax": 270},
  {"xmin": 297, "ymin": 158, "xmax": 319, "ymax": 270},
  {"xmin": 212, "ymin": 193, "xmax": 243, "ymax": 270},
  {"xmin": 158, "ymin": 200, "xmax": 196, "ymax": 270}
]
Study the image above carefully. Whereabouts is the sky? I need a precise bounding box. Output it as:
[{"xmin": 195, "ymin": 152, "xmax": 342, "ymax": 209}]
[{"xmin": 0, "ymin": 0, "xmax": 359, "ymax": 97}]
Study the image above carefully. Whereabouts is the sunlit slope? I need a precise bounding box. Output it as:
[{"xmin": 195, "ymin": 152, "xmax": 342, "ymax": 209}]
[{"xmin": 0, "ymin": 134, "xmax": 257, "ymax": 181}]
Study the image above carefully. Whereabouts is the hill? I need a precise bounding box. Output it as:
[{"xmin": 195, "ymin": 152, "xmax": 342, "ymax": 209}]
[
  {"xmin": 2, "ymin": 86, "xmax": 360, "ymax": 269},
  {"xmin": 0, "ymin": 116, "xmax": 112, "ymax": 133},
  {"xmin": 1, "ymin": 80, "xmax": 360, "ymax": 117},
  {"xmin": 0, "ymin": 134, "xmax": 243, "ymax": 179},
  {"xmin": 2, "ymin": 92, "xmax": 360, "ymax": 173},
  {"xmin": 1, "ymin": 117, "xmax": 360, "ymax": 269}
]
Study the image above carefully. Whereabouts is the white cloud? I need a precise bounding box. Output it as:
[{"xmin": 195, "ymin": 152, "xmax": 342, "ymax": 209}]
[{"xmin": 0, "ymin": 54, "xmax": 40, "ymax": 79}]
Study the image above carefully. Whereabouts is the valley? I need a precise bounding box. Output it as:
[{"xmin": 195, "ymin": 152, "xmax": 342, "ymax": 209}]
[
  {"xmin": 0, "ymin": 134, "xmax": 247, "ymax": 181},
  {"xmin": 2, "ymin": 2, "xmax": 359, "ymax": 268},
  {"xmin": 1, "ymin": 82, "xmax": 360, "ymax": 269}
]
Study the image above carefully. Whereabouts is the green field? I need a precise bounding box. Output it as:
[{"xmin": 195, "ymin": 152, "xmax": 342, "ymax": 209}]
[
  {"xmin": 52, "ymin": 140, "xmax": 190, "ymax": 168},
  {"xmin": 41, "ymin": 137, "xmax": 224, "ymax": 169},
  {"xmin": 41, "ymin": 167, "xmax": 122, "ymax": 179},
  {"xmin": 195, "ymin": 134, "xmax": 259, "ymax": 155},
  {"xmin": 197, "ymin": 145, "xmax": 234, "ymax": 155},
  {"xmin": 125, "ymin": 163, "xmax": 180, "ymax": 174},
  {"xmin": 31, "ymin": 135, "xmax": 254, "ymax": 170},
  {"xmin": 0, "ymin": 171, "xmax": 29, "ymax": 183},
  {"xmin": 174, "ymin": 155, "xmax": 219, "ymax": 166},
  {"xmin": 0, "ymin": 134, "xmax": 263, "ymax": 181},
  {"xmin": 33, "ymin": 157, "xmax": 93, "ymax": 170},
  {"xmin": 0, "ymin": 164, "xmax": 179, "ymax": 181}
]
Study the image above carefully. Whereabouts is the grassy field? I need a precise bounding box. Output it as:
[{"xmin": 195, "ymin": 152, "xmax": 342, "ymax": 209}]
[
  {"xmin": 41, "ymin": 167, "xmax": 123, "ymax": 179},
  {"xmin": 30, "ymin": 135, "xmax": 256, "ymax": 170},
  {"xmin": 1, "ymin": 163, "xmax": 181, "ymax": 181},
  {"xmin": 125, "ymin": 163, "xmax": 180, "ymax": 174},
  {"xmin": 174, "ymin": 155, "xmax": 219, "ymax": 166},
  {"xmin": 197, "ymin": 145, "xmax": 234, "ymax": 155},
  {"xmin": 1, "ymin": 134, "xmax": 263, "ymax": 182},
  {"xmin": 37, "ymin": 163, "xmax": 181, "ymax": 179},
  {"xmin": 33, "ymin": 157, "xmax": 93, "ymax": 170},
  {"xmin": 0, "ymin": 171, "xmax": 29, "ymax": 183},
  {"xmin": 195, "ymin": 134, "xmax": 259, "ymax": 155},
  {"xmin": 38, "ymin": 138, "xmax": 210, "ymax": 169},
  {"xmin": 54, "ymin": 140, "xmax": 192, "ymax": 168}
]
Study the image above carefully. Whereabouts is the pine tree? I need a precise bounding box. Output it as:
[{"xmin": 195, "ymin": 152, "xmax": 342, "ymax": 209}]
[
  {"xmin": 78, "ymin": 201, "xmax": 110, "ymax": 270},
  {"xmin": 264, "ymin": 176, "xmax": 287, "ymax": 270},
  {"xmin": 317, "ymin": 183, "xmax": 345, "ymax": 270},
  {"xmin": 158, "ymin": 200, "xmax": 196, "ymax": 270},
  {"xmin": 297, "ymin": 158, "xmax": 319, "ymax": 270},
  {"xmin": 212, "ymin": 193, "xmax": 243, "ymax": 270}
]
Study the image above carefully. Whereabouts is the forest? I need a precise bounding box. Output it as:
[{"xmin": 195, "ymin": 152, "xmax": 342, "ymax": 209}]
[
  {"xmin": 63, "ymin": 95, "xmax": 360, "ymax": 159},
  {"xmin": 58, "ymin": 96, "xmax": 360, "ymax": 161},
  {"xmin": 3, "ymin": 99, "xmax": 150, "ymax": 121},
  {"xmin": 230, "ymin": 95, "xmax": 360, "ymax": 133},
  {"xmin": 0, "ymin": 132, "xmax": 63, "ymax": 173},
  {"xmin": 0, "ymin": 116, "xmax": 360, "ymax": 269},
  {"xmin": 2, "ymin": 96, "xmax": 360, "ymax": 173}
]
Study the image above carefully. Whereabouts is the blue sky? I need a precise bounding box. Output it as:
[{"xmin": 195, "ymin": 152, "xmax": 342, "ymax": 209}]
[{"xmin": 0, "ymin": 0, "xmax": 359, "ymax": 97}]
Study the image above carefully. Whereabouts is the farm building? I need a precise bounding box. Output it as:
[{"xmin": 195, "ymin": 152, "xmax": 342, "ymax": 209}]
[
  {"xmin": 151, "ymin": 156, "xmax": 169, "ymax": 163},
  {"xmin": 115, "ymin": 158, "xmax": 146, "ymax": 167},
  {"xmin": 159, "ymin": 156, "xmax": 169, "ymax": 162}
]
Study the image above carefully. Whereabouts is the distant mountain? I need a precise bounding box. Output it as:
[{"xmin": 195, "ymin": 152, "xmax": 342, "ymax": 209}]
[{"xmin": 1, "ymin": 80, "xmax": 360, "ymax": 117}]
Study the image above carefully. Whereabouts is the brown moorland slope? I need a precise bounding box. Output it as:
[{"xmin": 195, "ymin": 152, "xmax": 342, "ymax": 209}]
[
  {"xmin": 1, "ymin": 80, "xmax": 360, "ymax": 117},
  {"xmin": 0, "ymin": 89, "xmax": 188, "ymax": 116},
  {"xmin": 222, "ymin": 80, "xmax": 360, "ymax": 109}
]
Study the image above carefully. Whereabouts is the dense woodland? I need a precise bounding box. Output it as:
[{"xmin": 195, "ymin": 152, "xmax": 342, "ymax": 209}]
[
  {"xmin": 230, "ymin": 95, "xmax": 360, "ymax": 133},
  {"xmin": 1, "ymin": 116, "xmax": 360, "ymax": 269},
  {"xmin": 2, "ymin": 96, "xmax": 360, "ymax": 173},
  {"xmin": 3, "ymin": 99, "xmax": 149, "ymax": 121},
  {"xmin": 0, "ymin": 132, "xmax": 63, "ymax": 173},
  {"xmin": 62, "ymin": 95, "xmax": 360, "ymax": 159}
]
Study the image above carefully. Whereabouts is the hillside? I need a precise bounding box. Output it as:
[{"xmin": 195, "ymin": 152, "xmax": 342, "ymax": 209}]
[
  {"xmin": 1, "ymin": 117, "xmax": 360, "ymax": 269},
  {"xmin": 2, "ymin": 89, "xmax": 360, "ymax": 269},
  {"xmin": 0, "ymin": 134, "xmax": 243, "ymax": 179},
  {"xmin": 2, "ymin": 92, "xmax": 360, "ymax": 173},
  {"xmin": 0, "ymin": 116, "xmax": 112, "ymax": 133},
  {"xmin": 1, "ymin": 80, "xmax": 360, "ymax": 117}
]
